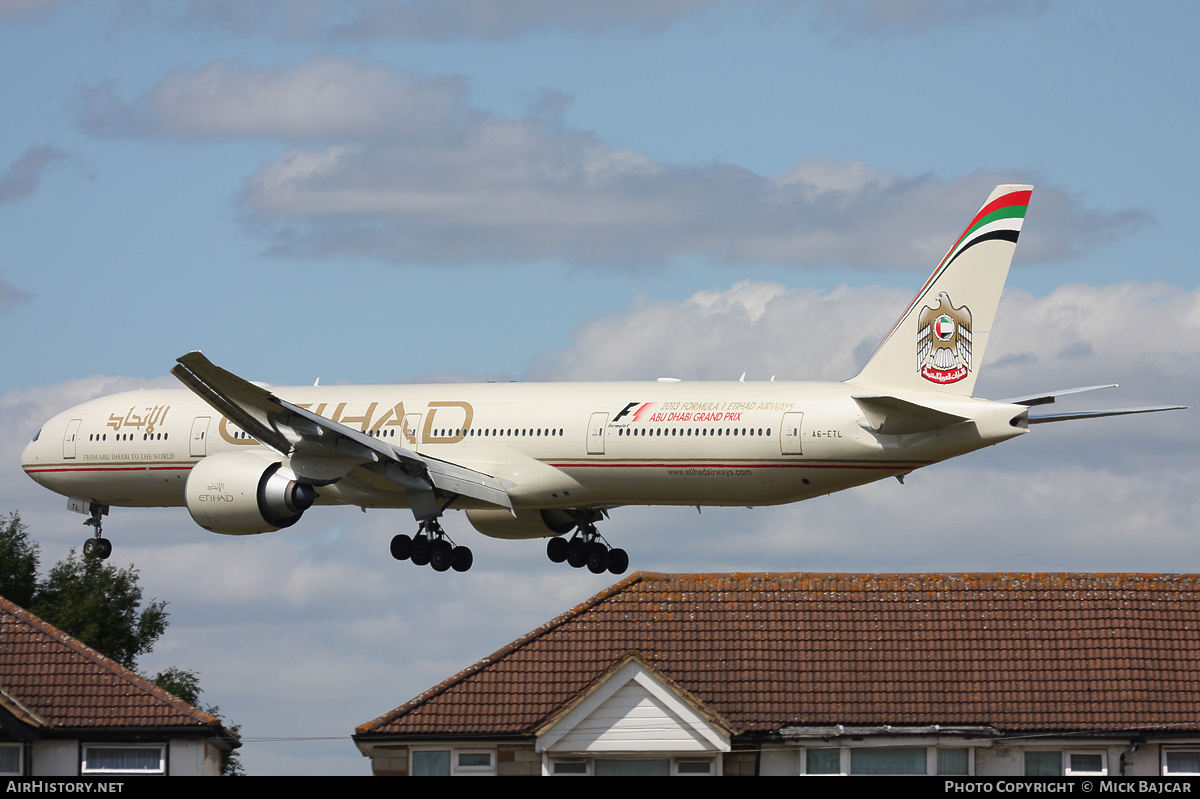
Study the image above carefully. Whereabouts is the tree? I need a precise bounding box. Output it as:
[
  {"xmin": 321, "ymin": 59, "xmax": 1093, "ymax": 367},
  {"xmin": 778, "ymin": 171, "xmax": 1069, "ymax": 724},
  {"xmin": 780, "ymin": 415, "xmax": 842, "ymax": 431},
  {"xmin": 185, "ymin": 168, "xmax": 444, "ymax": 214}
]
[
  {"xmin": 0, "ymin": 512, "xmax": 39, "ymax": 608},
  {"xmin": 152, "ymin": 666, "xmax": 202, "ymax": 705},
  {"xmin": 30, "ymin": 548, "xmax": 168, "ymax": 670}
]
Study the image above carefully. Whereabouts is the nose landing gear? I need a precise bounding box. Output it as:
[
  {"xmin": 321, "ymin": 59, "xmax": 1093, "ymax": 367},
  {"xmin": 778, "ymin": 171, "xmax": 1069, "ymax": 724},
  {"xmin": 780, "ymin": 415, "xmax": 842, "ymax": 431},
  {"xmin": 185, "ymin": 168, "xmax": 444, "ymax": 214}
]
[{"xmin": 82, "ymin": 504, "xmax": 112, "ymax": 560}]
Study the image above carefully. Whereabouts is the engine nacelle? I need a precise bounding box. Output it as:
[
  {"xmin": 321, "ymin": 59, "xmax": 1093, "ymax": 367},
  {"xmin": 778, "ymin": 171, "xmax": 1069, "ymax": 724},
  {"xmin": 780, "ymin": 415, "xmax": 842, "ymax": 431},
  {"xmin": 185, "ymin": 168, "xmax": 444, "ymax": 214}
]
[
  {"xmin": 466, "ymin": 508, "xmax": 577, "ymax": 540},
  {"xmin": 185, "ymin": 451, "xmax": 318, "ymax": 535}
]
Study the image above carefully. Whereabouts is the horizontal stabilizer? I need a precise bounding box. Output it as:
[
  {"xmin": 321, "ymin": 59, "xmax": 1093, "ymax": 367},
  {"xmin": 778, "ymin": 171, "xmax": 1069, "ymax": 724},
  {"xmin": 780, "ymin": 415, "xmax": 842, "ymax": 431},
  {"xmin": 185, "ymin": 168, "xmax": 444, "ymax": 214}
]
[
  {"xmin": 1001, "ymin": 384, "xmax": 1118, "ymax": 407},
  {"xmin": 1028, "ymin": 405, "xmax": 1187, "ymax": 424},
  {"xmin": 852, "ymin": 395, "xmax": 969, "ymax": 435}
]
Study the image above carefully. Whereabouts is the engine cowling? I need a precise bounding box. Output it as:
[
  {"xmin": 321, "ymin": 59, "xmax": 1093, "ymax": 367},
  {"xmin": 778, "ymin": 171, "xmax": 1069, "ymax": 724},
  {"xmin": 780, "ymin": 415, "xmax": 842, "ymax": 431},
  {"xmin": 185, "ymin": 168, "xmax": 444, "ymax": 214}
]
[
  {"xmin": 185, "ymin": 451, "xmax": 318, "ymax": 535},
  {"xmin": 466, "ymin": 508, "xmax": 577, "ymax": 540}
]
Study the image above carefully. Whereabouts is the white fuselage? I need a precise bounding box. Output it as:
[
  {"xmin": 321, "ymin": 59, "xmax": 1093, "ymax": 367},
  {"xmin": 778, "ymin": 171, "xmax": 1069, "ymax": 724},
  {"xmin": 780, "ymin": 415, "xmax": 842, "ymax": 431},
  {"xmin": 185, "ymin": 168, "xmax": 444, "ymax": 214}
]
[{"xmin": 21, "ymin": 380, "xmax": 1027, "ymax": 514}]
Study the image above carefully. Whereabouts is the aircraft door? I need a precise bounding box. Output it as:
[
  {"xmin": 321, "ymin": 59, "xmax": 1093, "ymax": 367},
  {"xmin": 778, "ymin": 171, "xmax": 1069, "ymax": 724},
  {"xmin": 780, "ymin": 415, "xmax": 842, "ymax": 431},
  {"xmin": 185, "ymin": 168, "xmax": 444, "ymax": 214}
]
[
  {"xmin": 780, "ymin": 412, "xmax": 804, "ymax": 455},
  {"xmin": 63, "ymin": 419, "xmax": 82, "ymax": 459},
  {"xmin": 587, "ymin": 412, "xmax": 608, "ymax": 455},
  {"xmin": 190, "ymin": 417, "xmax": 210, "ymax": 458},
  {"xmin": 403, "ymin": 414, "xmax": 422, "ymax": 451}
]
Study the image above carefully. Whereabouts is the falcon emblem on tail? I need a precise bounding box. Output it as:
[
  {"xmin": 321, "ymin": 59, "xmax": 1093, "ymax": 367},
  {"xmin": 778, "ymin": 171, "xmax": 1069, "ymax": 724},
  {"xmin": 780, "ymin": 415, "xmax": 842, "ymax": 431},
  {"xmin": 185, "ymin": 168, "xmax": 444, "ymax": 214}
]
[{"xmin": 917, "ymin": 292, "xmax": 972, "ymax": 384}]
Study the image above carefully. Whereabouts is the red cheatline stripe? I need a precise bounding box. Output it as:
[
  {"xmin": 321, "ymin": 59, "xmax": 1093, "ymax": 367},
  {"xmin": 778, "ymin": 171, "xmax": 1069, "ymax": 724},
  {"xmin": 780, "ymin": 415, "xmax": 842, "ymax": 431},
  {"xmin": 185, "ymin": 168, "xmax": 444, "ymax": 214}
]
[
  {"xmin": 24, "ymin": 465, "xmax": 194, "ymax": 474},
  {"xmin": 550, "ymin": 462, "xmax": 916, "ymax": 470}
]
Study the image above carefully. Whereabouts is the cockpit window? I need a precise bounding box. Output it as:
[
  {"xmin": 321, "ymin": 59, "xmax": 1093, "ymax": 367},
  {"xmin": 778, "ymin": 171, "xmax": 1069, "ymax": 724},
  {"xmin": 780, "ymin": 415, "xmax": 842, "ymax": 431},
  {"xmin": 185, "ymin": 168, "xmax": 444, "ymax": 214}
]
[{"xmin": 31, "ymin": 428, "xmax": 40, "ymax": 442}]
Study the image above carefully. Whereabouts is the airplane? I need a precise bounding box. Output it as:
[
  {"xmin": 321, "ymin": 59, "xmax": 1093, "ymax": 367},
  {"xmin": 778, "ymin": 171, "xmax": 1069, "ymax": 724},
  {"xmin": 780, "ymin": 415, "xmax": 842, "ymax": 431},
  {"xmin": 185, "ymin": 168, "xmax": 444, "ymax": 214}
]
[{"xmin": 20, "ymin": 184, "xmax": 1185, "ymax": 575}]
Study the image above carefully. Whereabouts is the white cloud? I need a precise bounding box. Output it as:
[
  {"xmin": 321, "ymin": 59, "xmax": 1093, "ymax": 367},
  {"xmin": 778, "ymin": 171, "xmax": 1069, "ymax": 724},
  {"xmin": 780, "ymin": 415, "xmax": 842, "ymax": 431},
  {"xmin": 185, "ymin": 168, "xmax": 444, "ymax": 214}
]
[
  {"xmin": 0, "ymin": 144, "xmax": 67, "ymax": 206},
  {"xmin": 99, "ymin": 0, "xmax": 1045, "ymax": 42},
  {"xmin": 77, "ymin": 57, "xmax": 1143, "ymax": 268},
  {"xmin": 240, "ymin": 144, "xmax": 1139, "ymax": 267},
  {"xmin": 526, "ymin": 278, "xmax": 1200, "ymax": 397},
  {"xmin": 78, "ymin": 59, "xmax": 1141, "ymax": 269},
  {"xmin": 78, "ymin": 59, "xmax": 475, "ymax": 142},
  {"xmin": 810, "ymin": 0, "xmax": 1047, "ymax": 37},
  {"xmin": 0, "ymin": 0, "xmax": 61, "ymax": 19}
]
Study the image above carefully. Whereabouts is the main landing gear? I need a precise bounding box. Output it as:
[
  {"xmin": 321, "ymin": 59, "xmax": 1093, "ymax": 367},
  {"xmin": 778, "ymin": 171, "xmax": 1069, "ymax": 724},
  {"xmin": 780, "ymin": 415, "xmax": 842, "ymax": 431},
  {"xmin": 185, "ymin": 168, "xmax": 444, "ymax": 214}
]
[
  {"xmin": 390, "ymin": 519, "xmax": 473, "ymax": 573},
  {"xmin": 546, "ymin": 512, "xmax": 627, "ymax": 575},
  {"xmin": 82, "ymin": 504, "xmax": 112, "ymax": 560}
]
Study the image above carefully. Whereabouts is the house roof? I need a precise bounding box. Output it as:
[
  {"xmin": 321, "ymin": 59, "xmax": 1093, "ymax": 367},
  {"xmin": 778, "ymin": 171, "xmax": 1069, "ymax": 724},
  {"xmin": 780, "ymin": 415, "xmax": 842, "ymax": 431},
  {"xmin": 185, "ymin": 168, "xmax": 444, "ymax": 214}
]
[
  {"xmin": 0, "ymin": 595, "xmax": 228, "ymax": 735},
  {"xmin": 357, "ymin": 572, "xmax": 1200, "ymax": 739}
]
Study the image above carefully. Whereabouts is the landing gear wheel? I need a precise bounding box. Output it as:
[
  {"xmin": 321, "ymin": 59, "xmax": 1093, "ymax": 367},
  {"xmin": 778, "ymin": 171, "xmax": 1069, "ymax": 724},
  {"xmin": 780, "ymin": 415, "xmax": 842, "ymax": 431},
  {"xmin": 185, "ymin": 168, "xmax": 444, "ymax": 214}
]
[
  {"xmin": 390, "ymin": 534, "xmax": 413, "ymax": 561},
  {"xmin": 547, "ymin": 537, "xmax": 569, "ymax": 563},
  {"xmin": 607, "ymin": 548, "xmax": 629, "ymax": 575},
  {"xmin": 410, "ymin": 535, "xmax": 431, "ymax": 566},
  {"xmin": 452, "ymin": 546, "xmax": 473, "ymax": 573},
  {"xmin": 429, "ymin": 539, "xmax": 453, "ymax": 572},
  {"xmin": 586, "ymin": 542, "xmax": 609, "ymax": 574},
  {"xmin": 566, "ymin": 538, "xmax": 587, "ymax": 569},
  {"xmin": 82, "ymin": 505, "xmax": 111, "ymax": 560}
]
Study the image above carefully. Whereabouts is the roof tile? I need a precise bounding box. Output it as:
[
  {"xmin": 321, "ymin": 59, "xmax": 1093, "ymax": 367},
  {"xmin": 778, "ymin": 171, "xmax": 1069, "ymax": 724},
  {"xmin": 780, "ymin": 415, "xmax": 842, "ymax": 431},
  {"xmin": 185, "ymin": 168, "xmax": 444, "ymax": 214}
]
[
  {"xmin": 1, "ymin": 596, "xmax": 223, "ymax": 731},
  {"xmin": 357, "ymin": 572, "xmax": 1200, "ymax": 737}
]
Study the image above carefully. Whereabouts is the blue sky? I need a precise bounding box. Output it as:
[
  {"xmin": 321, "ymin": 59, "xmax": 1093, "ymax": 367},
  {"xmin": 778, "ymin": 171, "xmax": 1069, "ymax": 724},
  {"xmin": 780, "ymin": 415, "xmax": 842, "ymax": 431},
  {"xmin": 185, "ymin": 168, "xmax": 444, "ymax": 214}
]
[{"xmin": 2, "ymin": 0, "xmax": 1197, "ymax": 776}]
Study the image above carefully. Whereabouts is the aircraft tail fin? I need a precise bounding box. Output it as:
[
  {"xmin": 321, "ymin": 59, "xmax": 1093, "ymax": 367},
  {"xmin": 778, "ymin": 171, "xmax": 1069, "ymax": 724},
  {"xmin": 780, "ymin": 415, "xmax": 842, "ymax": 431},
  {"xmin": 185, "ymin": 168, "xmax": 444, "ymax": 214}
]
[{"xmin": 849, "ymin": 184, "xmax": 1032, "ymax": 396}]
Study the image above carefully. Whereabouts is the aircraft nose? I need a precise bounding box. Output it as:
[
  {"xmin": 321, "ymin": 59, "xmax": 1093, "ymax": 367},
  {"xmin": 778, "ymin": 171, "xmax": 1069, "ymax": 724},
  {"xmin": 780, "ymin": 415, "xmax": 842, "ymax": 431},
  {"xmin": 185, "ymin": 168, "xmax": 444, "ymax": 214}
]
[{"xmin": 21, "ymin": 428, "xmax": 42, "ymax": 475}]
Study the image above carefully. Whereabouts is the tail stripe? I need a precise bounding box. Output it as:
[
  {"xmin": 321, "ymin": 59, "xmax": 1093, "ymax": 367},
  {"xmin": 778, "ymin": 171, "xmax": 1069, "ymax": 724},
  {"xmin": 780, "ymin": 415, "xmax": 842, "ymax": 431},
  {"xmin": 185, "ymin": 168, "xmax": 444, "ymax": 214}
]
[
  {"xmin": 941, "ymin": 190, "xmax": 1031, "ymax": 269},
  {"xmin": 875, "ymin": 188, "xmax": 1031, "ymax": 351}
]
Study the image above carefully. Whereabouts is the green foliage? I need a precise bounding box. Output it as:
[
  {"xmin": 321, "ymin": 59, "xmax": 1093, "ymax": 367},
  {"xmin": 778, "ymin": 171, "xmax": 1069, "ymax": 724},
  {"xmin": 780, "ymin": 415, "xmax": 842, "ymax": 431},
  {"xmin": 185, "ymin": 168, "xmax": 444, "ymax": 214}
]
[
  {"xmin": 0, "ymin": 512, "xmax": 39, "ymax": 608},
  {"xmin": 152, "ymin": 666, "xmax": 202, "ymax": 706},
  {"xmin": 31, "ymin": 549, "xmax": 168, "ymax": 670}
]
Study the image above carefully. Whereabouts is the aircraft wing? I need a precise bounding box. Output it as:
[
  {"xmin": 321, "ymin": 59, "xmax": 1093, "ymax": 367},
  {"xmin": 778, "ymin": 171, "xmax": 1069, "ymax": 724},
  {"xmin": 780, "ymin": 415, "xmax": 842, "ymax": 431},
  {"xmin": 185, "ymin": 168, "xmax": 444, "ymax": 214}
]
[{"xmin": 171, "ymin": 352, "xmax": 512, "ymax": 519}]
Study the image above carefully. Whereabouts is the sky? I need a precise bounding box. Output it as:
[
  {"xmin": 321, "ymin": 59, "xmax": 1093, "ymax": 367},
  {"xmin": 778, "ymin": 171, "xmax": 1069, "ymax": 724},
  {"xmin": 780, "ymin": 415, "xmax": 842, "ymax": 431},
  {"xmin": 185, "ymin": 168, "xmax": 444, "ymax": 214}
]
[{"xmin": 1, "ymin": 0, "xmax": 1197, "ymax": 776}]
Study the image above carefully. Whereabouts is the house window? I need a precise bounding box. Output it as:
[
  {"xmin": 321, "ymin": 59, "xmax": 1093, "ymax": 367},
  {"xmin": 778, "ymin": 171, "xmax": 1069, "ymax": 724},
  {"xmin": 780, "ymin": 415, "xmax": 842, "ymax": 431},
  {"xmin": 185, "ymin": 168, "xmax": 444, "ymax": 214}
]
[
  {"xmin": 1025, "ymin": 750, "xmax": 1106, "ymax": 777},
  {"xmin": 552, "ymin": 760, "xmax": 589, "ymax": 775},
  {"xmin": 410, "ymin": 748, "xmax": 496, "ymax": 776},
  {"xmin": 674, "ymin": 760, "xmax": 712, "ymax": 776},
  {"xmin": 0, "ymin": 744, "xmax": 22, "ymax": 776},
  {"xmin": 81, "ymin": 745, "xmax": 165, "ymax": 775},
  {"xmin": 850, "ymin": 747, "xmax": 927, "ymax": 775},
  {"xmin": 806, "ymin": 748, "xmax": 841, "ymax": 774},
  {"xmin": 593, "ymin": 759, "xmax": 671, "ymax": 776},
  {"xmin": 1025, "ymin": 751, "xmax": 1062, "ymax": 776},
  {"xmin": 938, "ymin": 748, "xmax": 970, "ymax": 775},
  {"xmin": 1065, "ymin": 752, "xmax": 1107, "ymax": 776},
  {"xmin": 1163, "ymin": 750, "xmax": 1200, "ymax": 776},
  {"xmin": 803, "ymin": 746, "xmax": 973, "ymax": 776},
  {"xmin": 549, "ymin": 757, "xmax": 714, "ymax": 776}
]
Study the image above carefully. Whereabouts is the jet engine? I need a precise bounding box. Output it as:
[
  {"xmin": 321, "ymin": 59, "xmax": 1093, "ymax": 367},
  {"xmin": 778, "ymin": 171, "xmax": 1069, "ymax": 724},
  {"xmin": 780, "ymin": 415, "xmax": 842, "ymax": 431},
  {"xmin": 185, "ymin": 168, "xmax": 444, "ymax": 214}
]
[
  {"xmin": 466, "ymin": 508, "xmax": 577, "ymax": 540},
  {"xmin": 184, "ymin": 451, "xmax": 318, "ymax": 535}
]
